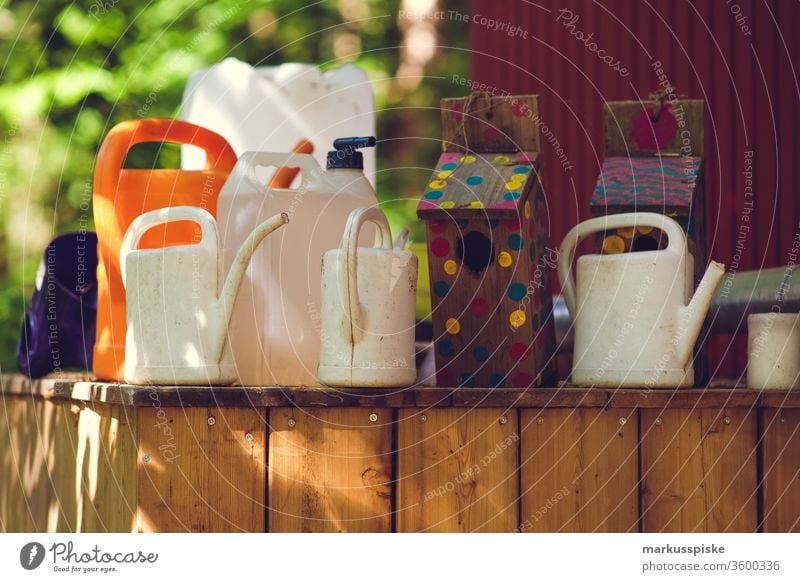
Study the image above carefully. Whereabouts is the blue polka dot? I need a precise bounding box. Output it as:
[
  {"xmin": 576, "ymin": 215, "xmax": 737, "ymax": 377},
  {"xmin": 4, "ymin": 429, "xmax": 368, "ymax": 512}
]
[
  {"xmin": 504, "ymin": 191, "xmax": 521, "ymax": 201},
  {"xmin": 459, "ymin": 372, "xmax": 476, "ymax": 387},
  {"xmin": 466, "ymin": 175, "xmax": 483, "ymax": 186},
  {"xmin": 438, "ymin": 340, "xmax": 454, "ymax": 358},
  {"xmin": 424, "ymin": 190, "xmax": 443, "ymax": 200},
  {"xmin": 513, "ymin": 166, "xmax": 531, "ymax": 174},
  {"xmin": 508, "ymin": 233, "xmax": 523, "ymax": 250},
  {"xmin": 442, "ymin": 162, "xmax": 457, "ymax": 170},
  {"xmin": 434, "ymin": 280, "xmax": 450, "ymax": 297},
  {"xmin": 507, "ymin": 282, "xmax": 527, "ymax": 301},
  {"xmin": 490, "ymin": 373, "xmax": 506, "ymax": 388},
  {"xmin": 473, "ymin": 346, "xmax": 489, "ymax": 362},
  {"xmin": 486, "ymin": 219, "xmax": 500, "ymax": 229}
]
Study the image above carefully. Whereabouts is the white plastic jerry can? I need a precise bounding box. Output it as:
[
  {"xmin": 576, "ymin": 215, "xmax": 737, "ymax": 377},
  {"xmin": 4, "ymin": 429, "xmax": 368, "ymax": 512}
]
[
  {"xmin": 120, "ymin": 206, "xmax": 288, "ymax": 385},
  {"xmin": 217, "ymin": 138, "xmax": 378, "ymax": 386},
  {"xmin": 181, "ymin": 59, "xmax": 376, "ymax": 185},
  {"xmin": 319, "ymin": 208, "xmax": 418, "ymax": 388},
  {"xmin": 558, "ymin": 212, "xmax": 724, "ymax": 388}
]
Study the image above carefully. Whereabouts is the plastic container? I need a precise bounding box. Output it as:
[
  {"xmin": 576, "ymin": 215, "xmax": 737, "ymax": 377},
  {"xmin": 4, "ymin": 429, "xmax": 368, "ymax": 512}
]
[
  {"xmin": 558, "ymin": 213, "xmax": 724, "ymax": 388},
  {"xmin": 218, "ymin": 137, "xmax": 378, "ymax": 386},
  {"xmin": 120, "ymin": 206, "xmax": 287, "ymax": 385},
  {"xmin": 93, "ymin": 119, "xmax": 237, "ymax": 381},
  {"xmin": 181, "ymin": 59, "xmax": 376, "ymax": 185},
  {"xmin": 319, "ymin": 208, "xmax": 417, "ymax": 387}
]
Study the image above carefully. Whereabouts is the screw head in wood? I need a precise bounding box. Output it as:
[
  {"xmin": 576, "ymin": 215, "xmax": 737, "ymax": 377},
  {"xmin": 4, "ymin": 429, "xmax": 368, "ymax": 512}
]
[
  {"xmin": 499, "ymin": 415, "xmax": 508, "ymax": 425},
  {"xmin": 207, "ymin": 416, "xmax": 216, "ymax": 426},
  {"xmin": 287, "ymin": 418, "xmax": 297, "ymax": 428},
  {"xmin": 536, "ymin": 417, "xmax": 544, "ymax": 425},
  {"xmin": 245, "ymin": 433, "xmax": 254, "ymax": 442},
  {"xmin": 619, "ymin": 417, "xmax": 627, "ymax": 426},
  {"xmin": 369, "ymin": 413, "xmax": 378, "ymax": 423},
  {"xmin": 654, "ymin": 417, "xmax": 662, "ymax": 426},
  {"xmin": 723, "ymin": 416, "xmax": 731, "ymax": 425},
  {"xmin": 420, "ymin": 413, "xmax": 427, "ymax": 422},
  {"xmin": 781, "ymin": 417, "xmax": 786, "ymax": 423},
  {"xmin": 142, "ymin": 454, "xmax": 151, "ymax": 463}
]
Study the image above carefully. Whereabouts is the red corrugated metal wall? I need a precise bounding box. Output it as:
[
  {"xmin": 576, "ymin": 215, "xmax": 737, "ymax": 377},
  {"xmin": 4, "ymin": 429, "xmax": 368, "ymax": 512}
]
[{"xmin": 469, "ymin": 0, "xmax": 799, "ymax": 378}]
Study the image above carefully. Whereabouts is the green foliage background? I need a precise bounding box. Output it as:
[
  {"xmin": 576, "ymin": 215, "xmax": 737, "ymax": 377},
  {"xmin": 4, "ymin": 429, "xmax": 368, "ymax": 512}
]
[{"xmin": 0, "ymin": 0, "xmax": 469, "ymax": 371}]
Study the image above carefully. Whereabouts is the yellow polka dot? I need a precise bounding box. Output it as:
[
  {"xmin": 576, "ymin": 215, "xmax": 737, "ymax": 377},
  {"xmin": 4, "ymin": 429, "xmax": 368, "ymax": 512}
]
[
  {"xmin": 468, "ymin": 201, "xmax": 484, "ymax": 208},
  {"xmin": 637, "ymin": 225, "xmax": 655, "ymax": 235},
  {"xmin": 460, "ymin": 155, "xmax": 477, "ymax": 164},
  {"xmin": 437, "ymin": 170, "xmax": 453, "ymax": 179},
  {"xmin": 429, "ymin": 180, "xmax": 448, "ymax": 189},
  {"xmin": 524, "ymin": 201, "xmax": 531, "ymax": 220},
  {"xmin": 494, "ymin": 155, "xmax": 510, "ymax": 164},
  {"xmin": 446, "ymin": 317, "xmax": 461, "ymax": 335},
  {"xmin": 440, "ymin": 201, "xmax": 455, "ymax": 209},
  {"xmin": 504, "ymin": 181, "xmax": 520, "ymax": 190},
  {"xmin": 498, "ymin": 251, "xmax": 513, "ymax": 268},
  {"xmin": 444, "ymin": 259, "xmax": 458, "ymax": 275},
  {"xmin": 510, "ymin": 173, "xmax": 527, "ymax": 183},
  {"xmin": 602, "ymin": 234, "xmax": 626, "ymax": 255},
  {"xmin": 509, "ymin": 310, "xmax": 527, "ymax": 329},
  {"xmin": 617, "ymin": 227, "xmax": 636, "ymax": 239}
]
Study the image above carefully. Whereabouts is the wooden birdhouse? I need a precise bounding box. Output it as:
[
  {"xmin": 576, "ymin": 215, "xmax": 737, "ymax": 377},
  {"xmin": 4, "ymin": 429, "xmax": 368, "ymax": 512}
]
[
  {"xmin": 591, "ymin": 97, "xmax": 706, "ymax": 284},
  {"xmin": 417, "ymin": 93, "xmax": 556, "ymax": 388}
]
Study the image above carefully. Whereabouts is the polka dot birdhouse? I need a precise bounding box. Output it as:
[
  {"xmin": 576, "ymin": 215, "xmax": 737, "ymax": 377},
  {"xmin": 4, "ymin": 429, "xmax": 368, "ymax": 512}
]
[{"xmin": 417, "ymin": 93, "xmax": 556, "ymax": 388}]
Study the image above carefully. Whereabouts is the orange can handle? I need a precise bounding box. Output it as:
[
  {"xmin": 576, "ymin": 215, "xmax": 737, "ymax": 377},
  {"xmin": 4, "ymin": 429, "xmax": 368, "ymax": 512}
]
[{"xmin": 94, "ymin": 118, "xmax": 237, "ymax": 194}]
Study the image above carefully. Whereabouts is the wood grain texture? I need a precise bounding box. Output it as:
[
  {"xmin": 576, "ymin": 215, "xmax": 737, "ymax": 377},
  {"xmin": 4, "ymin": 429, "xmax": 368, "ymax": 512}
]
[
  {"xmin": 441, "ymin": 94, "xmax": 540, "ymax": 153},
  {"xmin": 761, "ymin": 408, "xmax": 800, "ymax": 532},
  {"xmin": 520, "ymin": 408, "xmax": 638, "ymax": 532},
  {"xmin": 137, "ymin": 406, "xmax": 266, "ymax": 532},
  {"xmin": 604, "ymin": 99, "xmax": 704, "ymax": 157},
  {"xmin": 0, "ymin": 397, "xmax": 55, "ymax": 531},
  {"xmin": 641, "ymin": 408, "xmax": 758, "ymax": 532},
  {"xmin": 49, "ymin": 400, "xmax": 80, "ymax": 532},
  {"xmin": 396, "ymin": 408, "xmax": 519, "ymax": 532},
  {"xmin": 268, "ymin": 408, "xmax": 392, "ymax": 532},
  {"xmin": 78, "ymin": 403, "xmax": 138, "ymax": 532}
]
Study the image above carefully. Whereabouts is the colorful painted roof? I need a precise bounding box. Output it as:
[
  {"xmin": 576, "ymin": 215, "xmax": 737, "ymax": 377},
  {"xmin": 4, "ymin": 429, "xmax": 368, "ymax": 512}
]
[
  {"xmin": 592, "ymin": 156, "xmax": 702, "ymax": 209},
  {"xmin": 417, "ymin": 151, "xmax": 540, "ymax": 217}
]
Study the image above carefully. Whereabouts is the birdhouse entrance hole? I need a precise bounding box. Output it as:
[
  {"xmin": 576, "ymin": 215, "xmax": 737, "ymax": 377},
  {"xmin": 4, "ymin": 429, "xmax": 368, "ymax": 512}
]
[{"xmin": 457, "ymin": 231, "xmax": 494, "ymax": 274}]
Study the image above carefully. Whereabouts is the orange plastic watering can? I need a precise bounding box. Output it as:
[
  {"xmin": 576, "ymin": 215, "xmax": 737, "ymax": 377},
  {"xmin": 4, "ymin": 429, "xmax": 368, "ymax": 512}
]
[{"xmin": 92, "ymin": 119, "xmax": 237, "ymax": 381}]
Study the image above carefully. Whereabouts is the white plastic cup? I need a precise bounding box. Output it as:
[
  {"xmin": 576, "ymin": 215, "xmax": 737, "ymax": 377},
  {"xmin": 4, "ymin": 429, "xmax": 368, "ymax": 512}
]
[{"xmin": 747, "ymin": 313, "xmax": 800, "ymax": 390}]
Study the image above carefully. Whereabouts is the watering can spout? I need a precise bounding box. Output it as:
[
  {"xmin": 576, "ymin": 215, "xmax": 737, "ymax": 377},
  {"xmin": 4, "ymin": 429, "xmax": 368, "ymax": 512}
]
[
  {"xmin": 211, "ymin": 212, "xmax": 289, "ymax": 360},
  {"xmin": 675, "ymin": 261, "xmax": 726, "ymax": 366}
]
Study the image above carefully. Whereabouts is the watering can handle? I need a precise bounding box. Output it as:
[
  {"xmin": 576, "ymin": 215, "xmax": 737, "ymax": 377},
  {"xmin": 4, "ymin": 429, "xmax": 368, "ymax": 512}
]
[
  {"xmin": 557, "ymin": 212, "xmax": 687, "ymax": 317},
  {"xmin": 237, "ymin": 151, "xmax": 323, "ymax": 189},
  {"xmin": 119, "ymin": 206, "xmax": 218, "ymax": 289},
  {"xmin": 95, "ymin": 119, "xmax": 237, "ymax": 188},
  {"xmin": 340, "ymin": 207, "xmax": 393, "ymax": 344}
]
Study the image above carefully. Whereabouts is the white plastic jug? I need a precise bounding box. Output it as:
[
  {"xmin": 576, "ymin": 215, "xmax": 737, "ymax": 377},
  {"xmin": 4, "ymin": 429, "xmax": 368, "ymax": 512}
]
[
  {"xmin": 558, "ymin": 212, "xmax": 724, "ymax": 388},
  {"xmin": 747, "ymin": 313, "xmax": 800, "ymax": 390},
  {"xmin": 181, "ymin": 59, "xmax": 375, "ymax": 185},
  {"xmin": 319, "ymin": 208, "xmax": 417, "ymax": 387},
  {"xmin": 121, "ymin": 206, "xmax": 287, "ymax": 385},
  {"xmin": 218, "ymin": 139, "xmax": 379, "ymax": 386}
]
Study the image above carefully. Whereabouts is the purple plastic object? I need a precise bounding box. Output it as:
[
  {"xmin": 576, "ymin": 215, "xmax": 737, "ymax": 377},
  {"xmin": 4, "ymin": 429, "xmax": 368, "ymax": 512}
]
[{"xmin": 17, "ymin": 232, "xmax": 98, "ymax": 378}]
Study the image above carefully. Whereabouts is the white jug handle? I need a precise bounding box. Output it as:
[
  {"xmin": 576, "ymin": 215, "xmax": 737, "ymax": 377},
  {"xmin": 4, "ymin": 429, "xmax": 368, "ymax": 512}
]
[
  {"xmin": 237, "ymin": 151, "xmax": 322, "ymax": 189},
  {"xmin": 119, "ymin": 206, "xmax": 218, "ymax": 289},
  {"xmin": 557, "ymin": 212, "xmax": 687, "ymax": 317},
  {"xmin": 340, "ymin": 207, "xmax": 392, "ymax": 344}
]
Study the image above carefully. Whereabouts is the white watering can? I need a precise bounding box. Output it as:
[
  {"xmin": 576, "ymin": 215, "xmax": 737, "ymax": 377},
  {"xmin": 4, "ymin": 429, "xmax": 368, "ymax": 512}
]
[
  {"xmin": 121, "ymin": 206, "xmax": 288, "ymax": 385},
  {"xmin": 558, "ymin": 212, "xmax": 724, "ymax": 388},
  {"xmin": 318, "ymin": 208, "xmax": 418, "ymax": 387}
]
